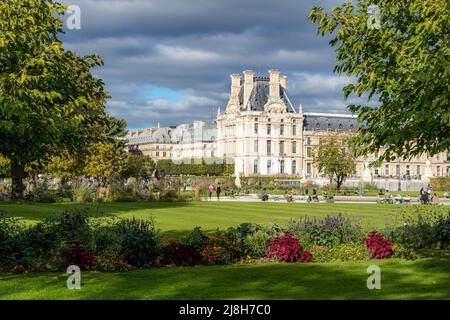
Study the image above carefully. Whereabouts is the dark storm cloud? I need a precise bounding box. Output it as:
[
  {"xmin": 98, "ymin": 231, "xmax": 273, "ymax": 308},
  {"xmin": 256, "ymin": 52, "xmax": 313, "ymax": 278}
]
[{"xmin": 60, "ymin": 0, "xmax": 357, "ymax": 129}]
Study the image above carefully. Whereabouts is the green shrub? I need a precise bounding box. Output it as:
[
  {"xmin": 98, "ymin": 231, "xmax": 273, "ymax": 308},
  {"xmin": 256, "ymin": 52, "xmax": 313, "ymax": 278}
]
[
  {"xmin": 118, "ymin": 217, "xmax": 160, "ymax": 267},
  {"xmin": 432, "ymin": 214, "xmax": 450, "ymax": 249},
  {"xmin": 305, "ymin": 245, "xmax": 333, "ymax": 263},
  {"xmin": 392, "ymin": 211, "xmax": 441, "ymax": 249},
  {"xmin": 242, "ymin": 231, "xmax": 272, "ymax": 259},
  {"xmin": 28, "ymin": 186, "xmax": 56, "ymax": 203},
  {"xmin": 107, "ymin": 182, "xmax": 139, "ymax": 202},
  {"xmin": 430, "ymin": 177, "xmax": 450, "ymax": 191},
  {"xmin": 73, "ymin": 185, "xmax": 96, "ymax": 203},
  {"xmin": 330, "ymin": 243, "xmax": 370, "ymax": 261},
  {"xmin": 288, "ymin": 214, "xmax": 363, "ymax": 248},
  {"xmin": 392, "ymin": 243, "xmax": 418, "ymax": 260}
]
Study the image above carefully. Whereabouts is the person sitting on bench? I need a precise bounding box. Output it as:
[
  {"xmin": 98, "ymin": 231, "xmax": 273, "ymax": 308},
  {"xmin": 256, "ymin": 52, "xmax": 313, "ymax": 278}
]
[{"xmin": 260, "ymin": 188, "xmax": 269, "ymax": 201}]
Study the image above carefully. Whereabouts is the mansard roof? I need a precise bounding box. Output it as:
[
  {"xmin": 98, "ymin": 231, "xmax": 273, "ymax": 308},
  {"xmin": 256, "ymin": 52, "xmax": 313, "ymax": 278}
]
[
  {"xmin": 302, "ymin": 113, "xmax": 361, "ymax": 131},
  {"xmin": 237, "ymin": 77, "xmax": 296, "ymax": 113}
]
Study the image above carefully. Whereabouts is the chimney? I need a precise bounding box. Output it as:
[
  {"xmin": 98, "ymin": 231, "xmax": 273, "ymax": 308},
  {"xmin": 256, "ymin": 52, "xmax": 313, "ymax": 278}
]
[
  {"xmin": 280, "ymin": 75, "xmax": 287, "ymax": 90},
  {"xmin": 230, "ymin": 73, "xmax": 241, "ymax": 98},
  {"xmin": 243, "ymin": 70, "xmax": 254, "ymax": 110},
  {"xmin": 269, "ymin": 69, "xmax": 280, "ymax": 100}
]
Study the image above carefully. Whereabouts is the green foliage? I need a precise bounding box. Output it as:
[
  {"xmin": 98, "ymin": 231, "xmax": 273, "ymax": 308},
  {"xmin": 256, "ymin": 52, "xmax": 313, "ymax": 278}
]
[
  {"xmin": 310, "ymin": 0, "xmax": 450, "ymax": 162},
  {"xmin": 387, "ymin": 206, "xmax": 448, "ymax": 249},
  {"xmin": 287, "ymin": 214, "xmax": 363, "ymax": 248},
  {"xmin": 121, "ymin": 153, "xmax": 155, "ymax": 179},
  {"xmin": 392, "ymin": 244, "xmax": 418, "ymax": 260},
  {"xmin": 313, "ymin": 132, "xmax": 355, "ymax": 190},
  {"xmin": 83, "ymin": 144, "xmax": 126, "ymax": 180},
  {"xmin": 72, "ymin": 184, "xmax": 97, "ymax": 203},
  {"xmin": 0, "ymin": 155, "xmax": 10, "ymax": 177},
  {"xmin": 156, "ymin": 159, "xmax": 234, "ymax": 176},
  {"xmin": 330, "ymin": 243, "xmax": 370, "ymax": 261},
  {"xmin": 0, "ymin": 0, "xmax": 126, "ymax": 198},
  {"xmin": 430, "ymin": 177, "xmax": 450, "ymax": 192},
  {"xmin": 242, "ymin": 231, "xmax": 272, "ymax": 259},
  {"xmin": 432, "ymin": 214, "xmax": 450, "ymax": 249}
]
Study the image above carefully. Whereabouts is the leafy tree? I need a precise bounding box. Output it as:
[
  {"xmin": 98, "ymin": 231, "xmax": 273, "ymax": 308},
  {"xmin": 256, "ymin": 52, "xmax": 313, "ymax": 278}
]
[
  {"xmin": 0, "ymin": 0, "xmax": 126, "ymax": 198},
  {"xmin": 83, "ymin": 144, "xmax": 125, "ymax": 181},
  {"xmin": 45, "ymin": 150, "xmax": 84, "ymax": 179},
  {"xmin": 121, "ymin": 153, "xmax": 155, "ymax": 180},
  {"xmin": 314, "ymin": 133, "xmax": 356, "ymax": 190},
  {"xmin": 310, "ymin": 0, "xmax": 450, "ymax": 163},
  {"xmin": 0, "ymin": 154, "xmax": 10, "ymax": 178}
]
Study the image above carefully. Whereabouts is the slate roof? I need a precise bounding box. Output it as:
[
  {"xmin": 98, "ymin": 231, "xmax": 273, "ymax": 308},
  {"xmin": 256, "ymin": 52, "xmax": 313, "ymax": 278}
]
[
  {"xmin": 302, "ymin": 113, "xmax": 361, "ymax": 131},
  {"xmin": 237, "ymin": 76, "xmax": 295, "ymax": 112}
]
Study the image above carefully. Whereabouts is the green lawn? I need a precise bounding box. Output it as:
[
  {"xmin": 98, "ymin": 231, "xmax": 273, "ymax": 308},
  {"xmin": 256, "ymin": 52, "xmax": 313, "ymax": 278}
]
[
  {"xmin": 1, "ymin": 251, "xmax": 449, "ymax": 300},
  {"xmin": 1, "ymin": 201, "xmax": 449, "ymax": 300},
  {"xmin": 0, "ymin": 201, "xmax": 416, "ymax": 235}
]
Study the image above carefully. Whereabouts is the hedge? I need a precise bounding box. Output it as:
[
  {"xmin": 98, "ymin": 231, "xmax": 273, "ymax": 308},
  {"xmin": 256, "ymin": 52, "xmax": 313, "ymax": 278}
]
[
  {"xmin": 430, "ymin": 177, "xmax": 450, "ymax": 191},
  {"xmin": 156, "ymin": 159, "xmax": 234, "ymax": 176}
]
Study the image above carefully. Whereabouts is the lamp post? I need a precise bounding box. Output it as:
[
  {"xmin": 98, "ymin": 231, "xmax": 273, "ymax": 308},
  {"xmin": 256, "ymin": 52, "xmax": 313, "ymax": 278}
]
[{"xmin": 397, "ymin": 156, "xmax": 401, "ymax": 192}]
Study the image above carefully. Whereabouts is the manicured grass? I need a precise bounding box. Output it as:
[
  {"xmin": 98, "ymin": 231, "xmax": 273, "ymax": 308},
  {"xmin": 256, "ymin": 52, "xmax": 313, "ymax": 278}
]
[
  {"xmin": 1, "ymin": 251, "xmax": 449, "ymax": 300},
  {"xmin": 0, "ymin": 201, "xmax": 419, "ymax": 235}
]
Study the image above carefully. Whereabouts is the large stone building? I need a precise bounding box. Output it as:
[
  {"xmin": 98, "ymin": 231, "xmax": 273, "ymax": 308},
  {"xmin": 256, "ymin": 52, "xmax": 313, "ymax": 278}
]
[{"xmin": 125, "ymin": 69, "xmax": 450, "ymax": 184}]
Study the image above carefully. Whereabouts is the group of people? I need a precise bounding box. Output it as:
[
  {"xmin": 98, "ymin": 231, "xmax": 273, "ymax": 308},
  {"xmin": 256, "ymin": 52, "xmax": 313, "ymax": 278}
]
[
  {"xmin": 208, "ymin": 183, "xmax": 221, "ymax": 200},
  {"xmin": 419, "ymin": 185, "xmax": 440, "ymax": 205}
]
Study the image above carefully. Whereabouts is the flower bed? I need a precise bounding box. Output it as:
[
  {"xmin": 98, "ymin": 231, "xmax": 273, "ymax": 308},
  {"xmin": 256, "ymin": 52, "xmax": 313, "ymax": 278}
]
[{"xmin": 1, "ymin": 209, "xmax": 449, "ymax": 274}]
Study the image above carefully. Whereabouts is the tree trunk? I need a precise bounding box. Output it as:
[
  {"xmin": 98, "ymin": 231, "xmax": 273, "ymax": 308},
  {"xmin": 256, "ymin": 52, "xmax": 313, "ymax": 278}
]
[
  {"xmin": 11, "ymin": 158, "xmax": 26, "ymax": 200},
  {"xmin": 336, "ymin": 175, "xmax": 344, "ymax": 191}
]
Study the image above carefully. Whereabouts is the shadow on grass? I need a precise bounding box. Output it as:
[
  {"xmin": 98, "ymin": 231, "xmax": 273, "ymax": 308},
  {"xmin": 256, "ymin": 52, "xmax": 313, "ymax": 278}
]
[
  {"xmin": 1, "ymin": 253, "xmax": 449, "ymax": 300},
  {"xmin": 0, "ymin": 201, "xmax": 194, "ymax": 223}
]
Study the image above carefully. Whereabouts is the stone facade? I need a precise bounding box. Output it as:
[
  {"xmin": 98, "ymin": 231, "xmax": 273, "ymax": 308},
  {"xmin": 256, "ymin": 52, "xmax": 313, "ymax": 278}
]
[{"xmin": 125, "ymin": 69, "xmax": 450, "ymax": 181}]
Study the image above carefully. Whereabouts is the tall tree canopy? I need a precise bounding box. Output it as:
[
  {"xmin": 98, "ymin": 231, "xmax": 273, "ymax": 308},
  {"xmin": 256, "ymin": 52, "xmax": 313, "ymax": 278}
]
[
  {"xmin": 0, "ymin": 0, "xmax": 126, "ymax": 198},
  {"xmin": 314, "ymin": 132, "xmax": 356, "ymax": 190},
  {"xmin": 310, "ymin": 0, "xmax": 449, "ymax": 163}
]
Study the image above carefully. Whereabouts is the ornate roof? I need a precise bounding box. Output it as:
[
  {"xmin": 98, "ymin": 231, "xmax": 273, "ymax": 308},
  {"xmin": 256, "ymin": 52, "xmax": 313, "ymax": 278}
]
[
  {"xmin": 237, "ymin": 77, "xmax": 296, "ymax": 112},
  {"xmin": 302, "ymin": 113, "xmax": 361, "ymax": 131}
]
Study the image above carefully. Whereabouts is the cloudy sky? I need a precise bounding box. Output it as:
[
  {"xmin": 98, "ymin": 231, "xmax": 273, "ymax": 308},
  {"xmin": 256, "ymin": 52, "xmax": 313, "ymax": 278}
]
[{"xmin": 60, "ymin": 0, "xmax": 358, "ymax": 130}]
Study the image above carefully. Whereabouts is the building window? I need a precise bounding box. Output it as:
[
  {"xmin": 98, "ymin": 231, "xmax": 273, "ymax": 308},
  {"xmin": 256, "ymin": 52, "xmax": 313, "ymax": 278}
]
[
  {"xmin": 280, "ymin": 123, "xmax": 285, "ymax": 136},
  {"xmin": 374, "ymin": 167, "xmax": 379, "ymax": 176},
  {"xmin": 253, "ymin": 160, "xmax": 259, "ymax": 174},
  {"xmin": 436, "ymin": 166, "xmax": 441, "ymax": 176},
  {"xmin": 416, "ymin": 165, "xmax": 420, "ymax": 177},
  {"xmin": 254, "ymin": 140, "xmax": 259, "ymax": 153},
  {"xmin": 279, "ymin": 141, "xmax": 285, "ymax": 155},
  {"xmin": 292, "ymin": 124, "xmax": 296, "ymax": 136},
  {"xmin": 307, "ymin": 163, "xmax": 312, "ymax": 175},
  {"xmin": 307, "ymin": 147, "xmax": 312, "ymax": 158},
  {"xmin": 156, "ymin": 152, "xmax": 160, "ymax": 157},
  {"xmin": 306, "ymin": 137, "xmax": 311, "ymax": 145},
  {"xmin": 385, "ymin": 165, "xmax": 389, "ymax": 176},
  {"xmin": 292, "ymin": 141, "xmax": 297, "ymax": 154},
  {"xmin": 163, "ymin": 152, "xmax": 166, "ymax": 157},
  {"xmin": 267, "ymin": 160, "xmax": 272, "ymax": 174},
  {"xmin": 267, "ymin": 123, "xmax": 271, "ymax": 135},
  {"xmin": 292, "ymin": 160, "xmax": 297, "ymax": 175},
  {"xmin": 267, "ymin": 140, "xmax": 272, "ymax": 155},
  {"xmin": 406, "ymin": 165, "xmax": 410, "ymax": 176},
  {"xmin": 280, "ymin": 160, "xmax": 285, "ymax": 174},
  {"xmin": 396, "ymin": 165, "xmax": 400, "ymax": 177},
  {"xmin": 254, "ymin": 118, "xmax": 258, "ymax": 134}
]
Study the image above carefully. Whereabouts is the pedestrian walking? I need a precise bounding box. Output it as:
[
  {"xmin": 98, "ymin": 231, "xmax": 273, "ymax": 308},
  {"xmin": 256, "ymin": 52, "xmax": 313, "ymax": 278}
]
[
  {"xmin": 208, "ymin": 183, "xmax": 214, "ymax": 200},
  {"xmin": 216, "ymin": 183, "xmax": 221, "ymax": 200}
]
